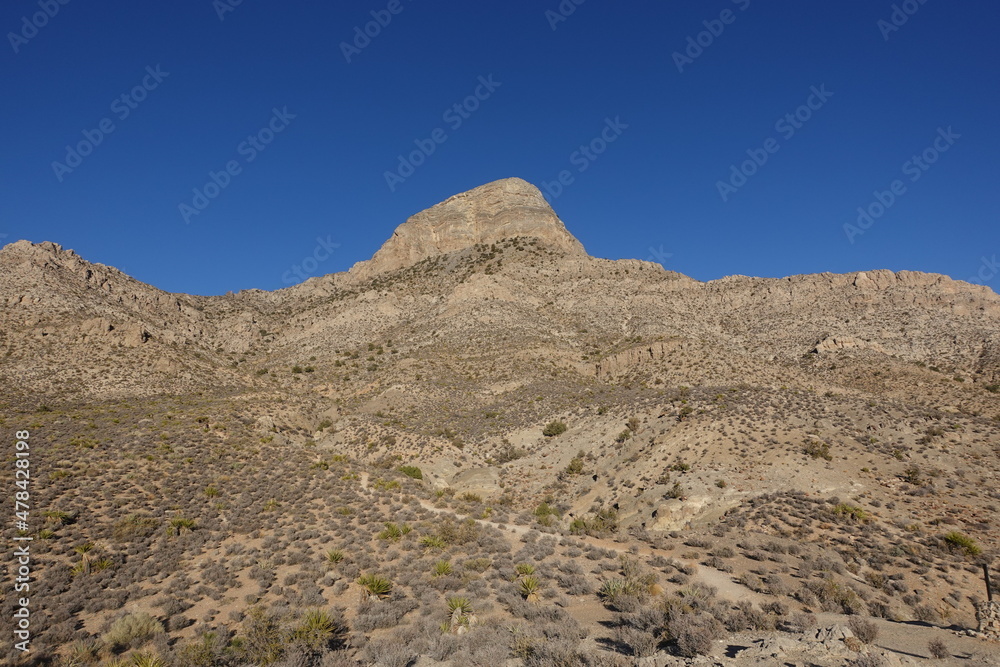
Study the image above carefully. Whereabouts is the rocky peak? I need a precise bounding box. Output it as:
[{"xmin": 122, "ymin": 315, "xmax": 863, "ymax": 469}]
[{"xmin": 348, "ymin": 178, "xmax": 586, "ymax": 281}]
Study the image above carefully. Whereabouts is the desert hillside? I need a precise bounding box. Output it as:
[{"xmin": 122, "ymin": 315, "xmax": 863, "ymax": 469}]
[{"xmin": 2, "ymin": 178, "xmax": 999, "ymax": 666}]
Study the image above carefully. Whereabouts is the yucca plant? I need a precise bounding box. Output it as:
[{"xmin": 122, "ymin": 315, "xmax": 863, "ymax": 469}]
[
  {"xmin": 64, "ymin": 639, "xmax": 98, "ymax": 666},
  {"xmin": 130, "ymin": 652, "xmax": 167, "ymax": 667},
  {"xmin": 325, "ymin": 549, "xmax": 345, "ymax": 566},
  {"xmin": 289, "ymin": 609, "xmax": 339, "ymax": 652},
  {"xmin": 73, "ymin": 542, "xmax": 96, "ymax": 575},
  {"xmin": 446, "ymin": 597, "xmax": 477, "ymax": 634},
  {"xmin": 357, "ymin": 574, "xmax": 393, "ymax": 600},
  {"xmin": 598, "ymin": 577, "xmax": 640, "ymax": 599},
  {"xmin": 92, "ymin": 557, "xmax": 115, "ymax": 572},
  {"xmin": 432, "ymin": 560, "xmax": 453, "ymax": 577},
  {"xmin": 515, "ymin": 563, "xmax": 535, "ymax": 577},
  {"xmin": 378, "ymin": 522, "xmax": 408, "ymax": 541},
  {"xmin": 167, "ymin": 517, "xmax": 196, "ymax": 536},
  {"xmin": 43, "ymin": 509, "xmax": 74, "ymax": 525},
  {"xmin": 518, "ymin": 575, "xmax": 541, "ymax": 602},
  {"xmin": 420, "ymin": 535, "xmax": 447, "ymax": 549}
]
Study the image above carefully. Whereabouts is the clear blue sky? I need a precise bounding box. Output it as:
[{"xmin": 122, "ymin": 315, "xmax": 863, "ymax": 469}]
[{"xmin": 3, "ymin": 1, "xmax": 998, "ymax": 294}]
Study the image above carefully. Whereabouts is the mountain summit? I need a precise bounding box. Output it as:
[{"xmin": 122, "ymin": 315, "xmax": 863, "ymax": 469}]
[{"xmin": 349, "ymin": 177, "xmax": 585, "ymax": 281}]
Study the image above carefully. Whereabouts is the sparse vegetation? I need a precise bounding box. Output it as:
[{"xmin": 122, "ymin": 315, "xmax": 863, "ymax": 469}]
[
  {"xmin": 804, "ymin": 440, "xmax": 833, "ymax": 461},
  {"xmin": 542, "ymin": 420, "xmax": 567, "ymax": 437},
  {"xmin": 4, "ymin": 202, "xmax": 999, "ymax": 666},
  {"xmin": 942, "ymin": 531, "xmax": 981, "ymax": 556},
  {"xmin": 397, "ymin": 464, "xmax": 423, "ymax": 479}
]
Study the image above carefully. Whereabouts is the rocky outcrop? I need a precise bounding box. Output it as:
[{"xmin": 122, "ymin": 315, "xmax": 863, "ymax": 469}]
[
  {"xmin": 348, "ymin": 177, "xmax": 585, "ymax": 281},
  {"xmin": 811, "ymin": 336, "xmax": 888, "ymax": 355},
  {"xmin": 975, "ymin": 600, "xmax": 1000, "ymax": 640}
]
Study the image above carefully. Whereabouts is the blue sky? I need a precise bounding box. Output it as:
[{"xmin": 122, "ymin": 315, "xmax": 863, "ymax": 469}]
[{"xmin": 2, "ymin": 1, "xmax": 998, "ymax": 294}]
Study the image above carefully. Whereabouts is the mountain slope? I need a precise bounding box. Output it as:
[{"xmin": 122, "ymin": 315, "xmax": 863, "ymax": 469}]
[{"xmin": 2, "ymin": 179, "xmax": 1000, "ymax": 664}]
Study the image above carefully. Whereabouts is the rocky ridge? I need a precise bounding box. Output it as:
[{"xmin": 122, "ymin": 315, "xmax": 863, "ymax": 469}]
[{"xmin": 2, "ymin": 178, "xmax": 1000, "ymax": 666}]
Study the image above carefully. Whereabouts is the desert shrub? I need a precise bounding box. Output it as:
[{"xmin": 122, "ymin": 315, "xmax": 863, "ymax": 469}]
[
  {"xmin": 848, "ymin": 616, "xmax": 879, "ymax": 644},
  {"xmin": 569, "ymin": 507, "xmax": 619, "ymax": 537},
  {"xmin": 913, "ymin": 604, "xmax": 939, "ymax": 623},
  {"xmin": 712, "ymin": 546, "xmax": 735, "ymax": 558},
  {"xmin": 534, "ymin": 502, "xmax": 561, "ymax": 526},
  {"xmin": 833, "ymin": 504, "xmax": 871, "ymax": 523},
  {"xmin": 804, "ymin": 440, "xmax": 833, "ymax": 460},
  {"xmin": 237, "ymin": 606, "xmax": 284, "ymax": 665},
  {"xmin": 361, "ymin": 637, "xmax": 414, "ymax": 667},
  {"xmin": 434, "ymin": 517, "xmax": 481, "ymax": 545},
  {"xmin": 760, "ymin": 600, "xmax": 788, "ymax": 616},
  {"xmin": 494, "ymin": 442, "xmax": 527, "ymax": 463},
  {"xmin": 928, "ymin": 638, "xmax": 949, "ymax": 659},
  {"xmin": 942, "ymin": 531, "xmax": 980, "ymax": 556},
  {"xmin": 615, "ymin": 625, "xmax": 658, "ymax": 657},
  {"xmin": 542, "ymin": 421, "xmax": 567, "ymax": 437},
  {"xmin": 354, "ymin": 597, "xmax": 417, "ymax": 632},
  {"xmin": 868, "ymin": 600, "xmax": 891, "ymax": 619},
  {"xmin": 112, "ymin": 514, "xmax": 158, "ymax": 541},
  {"xmin": 684, "ymin": 537, "xmax": 712, "ymax": 549},
  {"xmin": 557, "ymin": 572, "xmax": 592, "ymax": 596},
  {"xmin": 703, "ymin": 556, "xmax": 733, "ymax": 572},
  {"xmin": 173, "ymin": 630, "xmax": 231, "ymax": 666},
  {"xmin": 724, "ymin": 600, "xmax": 773, "ymax": 632},
  {"xmin": 738, "ymin": 572, "xmax": 766, "ymax": 594},
  {"xmin": 901, "ymin": 465, "xmax": 923, "ymax": 485},
  {"xmin": 764, "ymin": 573, "xmax": 789, "ymax": 596},
  {"xmin": 397, "ymin": 465, "xmax": 422, "ymax": 480},
  {"xmin": 523, "ymin": 639, "xmax": 587, "ymax": 666},
  {"xmin": 667, "ymin": 613, "xmax": 724, "ymax": 657},
  {"xmin": 463, "ymin": 557, "xmax": 492, "ymax": 573},
  {"xmin": 102, "ymin": 612, "xmax": 164, "ymax": 652},
  {"xmin": 779, "ymin": 612, "xmax": 817, "ymax": 633},
  {"xmin": 562, "ymin": 457, "xmax": 585, "ymax": 477}
]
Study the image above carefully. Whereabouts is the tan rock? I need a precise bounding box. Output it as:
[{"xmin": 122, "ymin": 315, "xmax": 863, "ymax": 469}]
[{"xmin": 348, "ymin": 177, "xmax": 585, "ymax": 281}]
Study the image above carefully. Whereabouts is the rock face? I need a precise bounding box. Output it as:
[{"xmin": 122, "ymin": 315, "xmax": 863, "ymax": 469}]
[{"xmin": 348, "ymin": 177, "xmax": 585, "ymax": 281}]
